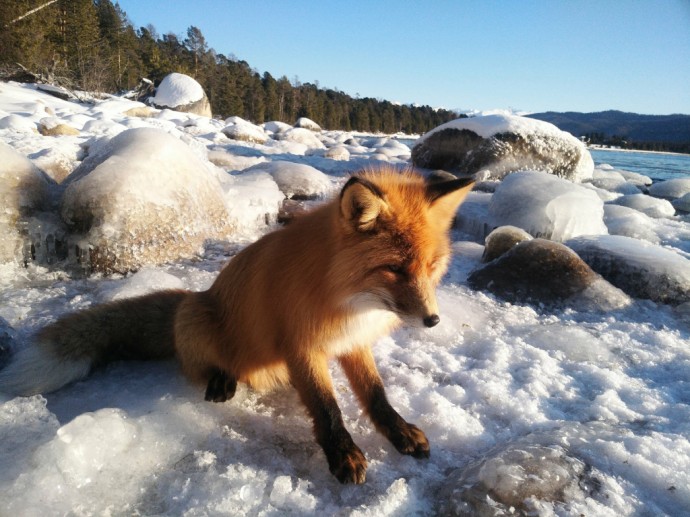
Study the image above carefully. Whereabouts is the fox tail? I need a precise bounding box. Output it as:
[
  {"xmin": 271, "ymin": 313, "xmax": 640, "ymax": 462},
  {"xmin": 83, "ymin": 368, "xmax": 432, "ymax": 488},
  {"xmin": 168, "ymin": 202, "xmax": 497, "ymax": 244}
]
[{"xmin": 0, "ymin": 290, "xmax": 187, "ymax": 396}]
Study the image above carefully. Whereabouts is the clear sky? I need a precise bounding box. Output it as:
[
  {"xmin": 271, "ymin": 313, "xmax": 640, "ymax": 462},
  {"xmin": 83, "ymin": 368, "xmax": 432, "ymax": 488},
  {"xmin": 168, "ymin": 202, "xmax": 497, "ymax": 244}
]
[{"xmin": 116, "ymin": 0, "xmax": 690, "ymax": 115}]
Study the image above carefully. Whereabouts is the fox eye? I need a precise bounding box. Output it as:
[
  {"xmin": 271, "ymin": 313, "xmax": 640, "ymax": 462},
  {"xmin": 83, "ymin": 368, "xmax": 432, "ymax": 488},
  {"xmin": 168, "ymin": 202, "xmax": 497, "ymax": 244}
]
[{"xmin": 386, "ymin": 264, "xmax": 404, "ymax": 274}]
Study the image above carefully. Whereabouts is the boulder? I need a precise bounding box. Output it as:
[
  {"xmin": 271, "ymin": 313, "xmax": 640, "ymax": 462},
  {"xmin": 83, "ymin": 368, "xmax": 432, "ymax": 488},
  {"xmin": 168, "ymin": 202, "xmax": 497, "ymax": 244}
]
[
  {"xmin": 488, "ymin": 171, "xmax": 607, "ymax": 241},
  {"xmin": 61, "ymin": 128, "xmax": 231, "ymax": 273},
  {"xmin": 567, "ymin": 234, "xmax": 690, "ymax": 305},
  {"xmin": 411, "ymin": 114, "xmax": 594, "ymax": 182},
  {"xmin": 0, "ymin": 142, "xmax": 54, "ymax": 264},
  {"xmin": 246, "ymin": 161, "xmax": 332, "ymax": 200},
  {"xmin": 221, "ymin": 120, "xmax": 268, "ymax": 144},
  {"xmin": 37, "ymin": 118, "xmax": 79, "ymax": 136},
  {"xmin": 150, "ymin": 73, "xmax": 212, "ymax": 118},
  {"xmin": 648, "ymin": 178, "xmax": 690, "ymax": 201},
  {"xmin": 672, "ymin": 192, "xmax": 690, "ymax": 213},
  {"xmin": 294, "ymin": 117, "xmax": 321, "ymax": 131},
  {"xmin": 610, "ymin": 193, "xmax": 675, "ymax": 218},
  {"xmin": 468, "ymin": 239, "xmax": 601, "ymax": 305},
  {"xmin": 481, "ymin": 225, "xmax": 532, "ymax": 262},
  {"xmin": 274, "ymin": 127, "xmax": 325, "ymax": 149}
]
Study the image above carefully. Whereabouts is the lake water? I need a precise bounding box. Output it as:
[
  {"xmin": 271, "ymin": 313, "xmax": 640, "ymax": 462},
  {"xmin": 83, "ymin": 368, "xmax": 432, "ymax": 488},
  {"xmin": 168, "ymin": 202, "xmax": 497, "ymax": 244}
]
[
  {"xmin": 396, "ymin": 137, "xmax": 690, "ymax": 182},
  {"xmin": 589, "ymin": 149, "xmax": 690, "ymax": 182}
]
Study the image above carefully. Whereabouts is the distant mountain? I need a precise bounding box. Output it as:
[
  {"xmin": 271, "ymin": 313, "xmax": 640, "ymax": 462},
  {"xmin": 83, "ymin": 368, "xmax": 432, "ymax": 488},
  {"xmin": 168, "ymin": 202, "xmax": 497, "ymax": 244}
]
[{"xmin": 526, "ymin": 110, "xmax": 690, "ymax": 144}]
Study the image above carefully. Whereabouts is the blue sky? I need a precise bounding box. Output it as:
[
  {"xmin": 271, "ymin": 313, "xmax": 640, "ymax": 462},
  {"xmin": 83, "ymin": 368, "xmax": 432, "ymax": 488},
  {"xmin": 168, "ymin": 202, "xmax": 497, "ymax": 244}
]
[{"xmin": 117, "ymin": 0, "xmax": 690, "ymax": 115}]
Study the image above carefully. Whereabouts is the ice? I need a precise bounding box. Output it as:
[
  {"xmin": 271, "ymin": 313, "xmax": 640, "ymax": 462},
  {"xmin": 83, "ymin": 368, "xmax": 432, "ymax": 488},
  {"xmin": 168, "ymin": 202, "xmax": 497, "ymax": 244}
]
[
  {"xmin": 103, "ymin": 267, "xmax": 185, "ymax": 301},
  {"xmin": 275, "ymin": 127, "xmax": 326, "ymax": 149},
  {"xmin": 488, "ymin": 171, "xmax": 607, "ymax": 241}
]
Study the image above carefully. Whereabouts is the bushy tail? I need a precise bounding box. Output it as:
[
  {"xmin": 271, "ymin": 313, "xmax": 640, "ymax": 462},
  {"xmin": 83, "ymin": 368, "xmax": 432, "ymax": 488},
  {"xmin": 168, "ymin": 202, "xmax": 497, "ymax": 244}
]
[{"xmin": 0, "ymin": 290, "xmax": 188, "ymax": 396}]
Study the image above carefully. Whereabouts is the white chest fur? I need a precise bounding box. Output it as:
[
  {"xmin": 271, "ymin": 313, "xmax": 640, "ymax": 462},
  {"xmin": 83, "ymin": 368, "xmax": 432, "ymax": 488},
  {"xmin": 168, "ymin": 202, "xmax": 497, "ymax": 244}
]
[{"xmin": 324, "ymin": 295, "xmax": 400, "ymax": 357}]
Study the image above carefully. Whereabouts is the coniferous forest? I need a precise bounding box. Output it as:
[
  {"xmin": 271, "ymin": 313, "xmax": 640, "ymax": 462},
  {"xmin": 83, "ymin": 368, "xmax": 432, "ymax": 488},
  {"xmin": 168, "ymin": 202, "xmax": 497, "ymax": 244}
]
[{"xmin": 0, "ymin": 0, "xmax": 459, "ymax": 133}]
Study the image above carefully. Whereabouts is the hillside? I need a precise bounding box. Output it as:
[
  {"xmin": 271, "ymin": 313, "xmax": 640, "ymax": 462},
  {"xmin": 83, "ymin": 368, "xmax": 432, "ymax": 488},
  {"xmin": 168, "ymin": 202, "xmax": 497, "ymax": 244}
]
[{"xmin": 526, "ymin": 110, "xmax": 690, "ymax": 151}]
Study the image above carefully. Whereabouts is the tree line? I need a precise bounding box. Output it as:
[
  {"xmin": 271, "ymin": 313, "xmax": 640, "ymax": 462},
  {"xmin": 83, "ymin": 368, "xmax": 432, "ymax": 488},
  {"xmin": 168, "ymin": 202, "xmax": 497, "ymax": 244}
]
[
  {"xmin": 583, "ymin": 133, "xmax": 690, "ymax": 154},
  {"xmin": 0, "ymin": 0, "xmax": 460, "ymax": 133}
]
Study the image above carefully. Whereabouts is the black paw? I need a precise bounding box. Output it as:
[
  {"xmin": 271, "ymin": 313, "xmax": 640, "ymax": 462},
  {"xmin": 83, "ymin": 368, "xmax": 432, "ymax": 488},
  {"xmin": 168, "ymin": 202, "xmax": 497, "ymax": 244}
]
[{"xmin": 204, "ymin": 369, "xmax": 237, "ymax": 403}]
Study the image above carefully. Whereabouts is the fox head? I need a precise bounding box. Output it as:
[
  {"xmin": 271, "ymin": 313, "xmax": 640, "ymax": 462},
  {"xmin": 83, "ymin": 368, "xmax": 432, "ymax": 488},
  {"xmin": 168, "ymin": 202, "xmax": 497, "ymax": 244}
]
[{"xmin": 333, "ymin": 168, "xmax": 474, "ymax": 328}]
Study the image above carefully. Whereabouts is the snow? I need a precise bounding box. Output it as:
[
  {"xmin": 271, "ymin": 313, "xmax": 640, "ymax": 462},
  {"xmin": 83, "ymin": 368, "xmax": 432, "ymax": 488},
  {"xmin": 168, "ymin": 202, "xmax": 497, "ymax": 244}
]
[
  {"xmin": 1, "ymin": 81, "xmax": 690, "ymax": 516},
  {"xmin": 649, "ymin": 177, "xmax": 690, "ymax": 200},
  {"xmin": 151, "ymin": 72, "xmax": 205, "ymax": 108},
  {"xmin": 417, "ymin": 113, "xmax": 570, "ymax": 141},
  {"xmin": 611, "ymin": 193, "xmax": 676, "ymax": 218}
]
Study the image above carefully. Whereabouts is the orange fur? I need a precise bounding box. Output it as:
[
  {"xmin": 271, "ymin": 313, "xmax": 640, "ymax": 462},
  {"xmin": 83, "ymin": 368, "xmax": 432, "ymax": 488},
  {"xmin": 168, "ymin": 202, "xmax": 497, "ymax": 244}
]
[{"xmin": 2, "ymin": 166, "xmax": 474, "ymax": 484}]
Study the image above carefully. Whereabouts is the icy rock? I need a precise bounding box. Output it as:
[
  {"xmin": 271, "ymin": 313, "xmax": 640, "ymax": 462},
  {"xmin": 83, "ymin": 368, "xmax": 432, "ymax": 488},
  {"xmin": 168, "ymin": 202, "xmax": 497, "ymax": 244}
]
[
  {"xmin": 488, "ymin": 171, "xmax": 607, "ymax": 241},
  {"xmin": 411, "ymin": 114, "xmax": 594, "ymax": 182},
  {"xmin": 603, "ymin": 204, "xmax": 660, "ymax": 244},
  {"xmin": 150, "ymin": 73, "xmax": 212, "ymax": 118},
  {"xmin": 247, "ymin": 161, "xmax": 333, "ymax": 199},
  {"xmin": 324, "ymin": 145, "xmax": 350, "ymax": 161},
  {"xmin": 37, "ymin": 118, "xmax": 79, "ymax": 136},
  {"xmin": 438, "ymin": 443, "xmax": 588, "ymax": 515},
  {"xmin": 275, "ymin": 127, "xmax": 325, "ymax": 149},
  {"xmin": 207, "ymin": 149, "xmax": 267, "ymax": 171},
  {"xmin": 0, "ymin": 142, "xmax": 53, "ymax": 263},
  {"xmin": 220, "ymin": 171, "xmax": 285, "ymax": 238},
  {"xmin": 262, "ymin": 120, "xmax": 292, "ymax": 135},
  {"xmin": 29, "ymin": 146, "xmax": 79, "ymax": 183},
  {"xmin": 455, "ymin": 191, "xmax": 493, "ymax": 241},
  {"xmin": 481, "ymin": 225, "xmax": 532, "ymax": 262},
  {"xmin": 468, "ymin": 238, "xmax": 606, "ymax": 307},
  {"xmin": 595, "ymin": 164, "xmax": 652, "ymax": 188},
  {"xmin": 221, "ymin": 120, "xmax": 268, "ymax": 144},
  {"xmin": 673, "ymin": 192, "xmax": 690, "ymax": 213},
  {"xmin": 567, "ymin": 234, "xmax": 690, "ymax": 305},
  {"xmin": 611, "ymin": 193, "xmax": 676, "ymax": 218},
  {"xmin": 586, "ymin": 176, "xmax": 641, "ymax": 195},
  {"xmin": 61, "ymin": 128, "xmax": 232, "ymax": 273},
  {"xmin": 649, "ymin": 178, "xmax": 690, "ymax": 201},
  {"xmin": 294, "ymin": 117, "xmax": 321, "ymax": 131}
]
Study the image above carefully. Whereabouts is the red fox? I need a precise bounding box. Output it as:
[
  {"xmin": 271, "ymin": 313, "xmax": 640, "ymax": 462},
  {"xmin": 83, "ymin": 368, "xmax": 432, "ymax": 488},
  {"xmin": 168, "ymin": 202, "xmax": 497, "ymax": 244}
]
[{"xmin": 0, "ymin": 167, "xmax": 473, "ymax": 484}]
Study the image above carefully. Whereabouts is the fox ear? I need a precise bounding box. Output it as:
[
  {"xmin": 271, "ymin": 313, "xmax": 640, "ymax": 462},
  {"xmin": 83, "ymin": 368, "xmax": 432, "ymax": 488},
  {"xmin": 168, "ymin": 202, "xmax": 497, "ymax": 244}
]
[
  {"xmin": 340, "ymin": 176, "xmax": 389, "ymax": 232},
  {"xmin": 426, "ymin": 176, "xmax": 474, "ymax": 225}
]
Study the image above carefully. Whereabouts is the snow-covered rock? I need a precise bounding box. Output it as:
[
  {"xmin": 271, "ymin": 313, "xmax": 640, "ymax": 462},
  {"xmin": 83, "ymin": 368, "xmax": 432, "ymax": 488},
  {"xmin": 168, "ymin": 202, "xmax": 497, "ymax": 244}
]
[
  {"xmin": 246, "ymin": 161, "xmax": 333, "ymax": 199},
  {"xmin": 488, "ymin": 171, "xmax": 607, "ymax": 241},
  {"xmin": 262, "ymin": 120, "xmax": 292, "ymax": 135},
  {"xmin": 324, "ymin": 145, "xmax": 350, "ymax": 161},
  {"xmin": 648, "ymin": 178, "xmax": 690, "ymax": 201},
  {"xmin": 61, "ymin": 128, "xmax": 232, "ymax": 273},
  {"xmin": 603, "ymin": 204, "xmax": 660, "ymax": 244},
  {"xmin": 150, "ymin": 73, "xmax": 212, "ymax": 118},
  {"xmin": 567, "ymin": 234, "xmax": 690, "ymax": 305},
  {"xmin": 411, "ymin": 114, "xmax": 594, "ymax": 182},
  {"xmin": 610, "ymin": 193, "xmax": 676, "ymax": 218},
  {"xmin": 37, "ymin": 117, "xmax": 79, "ymax": 136},
  {"xmin": 294, "ymin": 117, "xmax": 321, "ymax": 131},
  {"xmin": 595, "ymin": 164, "xmax": 652, "ymax": 187},
  {"xmin": 0, "ymin": 114, "xmax": 37, "ymax": 133},
  {"xmin": 0, "ymin": 143, "xmax": 53, "ymax": 263},
  {"xmin": 221, "ymin": 120, "xmax": 268, "ymax": 144},
  {"xmin": 275, "ymin": 127, "xmax": 325, "ymax": 149},
  {"xmin": 673, "ymin": 192, "xmax": 690, "ymax": 213}
]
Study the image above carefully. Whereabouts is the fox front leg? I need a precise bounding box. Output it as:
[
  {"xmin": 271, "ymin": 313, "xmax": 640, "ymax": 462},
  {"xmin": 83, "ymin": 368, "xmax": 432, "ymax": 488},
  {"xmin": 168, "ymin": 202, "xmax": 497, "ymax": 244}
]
[
  {"xmin": 339, "ymin": 347, "xmax": 430, "ymax": 459},
  {"xmin": 287, "ymin": 352, "xmax": 368, "ymax": 484},
  {"xmin": 205, "ymin": 368, "xmax": 237, "ymax": 402}
]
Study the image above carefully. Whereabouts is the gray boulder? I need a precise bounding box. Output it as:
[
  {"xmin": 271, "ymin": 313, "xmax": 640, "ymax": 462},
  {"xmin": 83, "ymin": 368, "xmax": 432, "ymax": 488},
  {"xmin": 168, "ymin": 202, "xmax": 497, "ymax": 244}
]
[
  {"xmin": 411, "ymin": 114, "xmax": 594, "ymax": 182},
  {"xmin": 150, "ymin": 73, "xmax": 212, "ymax": 118}
]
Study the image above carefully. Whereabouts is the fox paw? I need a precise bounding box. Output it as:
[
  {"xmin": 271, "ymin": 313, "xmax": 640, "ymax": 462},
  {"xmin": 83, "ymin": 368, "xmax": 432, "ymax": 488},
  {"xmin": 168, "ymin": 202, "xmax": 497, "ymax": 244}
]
[
  {"xmin": 390, "ymin": 422, "xmax": 430, "ymax": 459},
  {"xmin": 204, "ymin": 369, "xmax": 237, "ymax": 403},
  {"xmin": 327, "ymin": 443, "xmax": 368, "ymax": 484}
]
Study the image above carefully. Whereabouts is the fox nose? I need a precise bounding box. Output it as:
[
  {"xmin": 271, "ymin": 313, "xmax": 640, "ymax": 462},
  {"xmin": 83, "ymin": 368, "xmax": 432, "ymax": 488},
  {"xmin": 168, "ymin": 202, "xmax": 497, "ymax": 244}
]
[{"xmin": 423, "ymin": 314, "xmax": 440, "ymax": 328}]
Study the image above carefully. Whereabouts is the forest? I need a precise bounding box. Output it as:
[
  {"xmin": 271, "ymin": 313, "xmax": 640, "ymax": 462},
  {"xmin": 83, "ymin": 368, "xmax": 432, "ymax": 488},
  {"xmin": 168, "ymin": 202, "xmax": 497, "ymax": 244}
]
[{"xmin": 0, "ymin": 0, "xmax": 460, "ymax": 134}]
